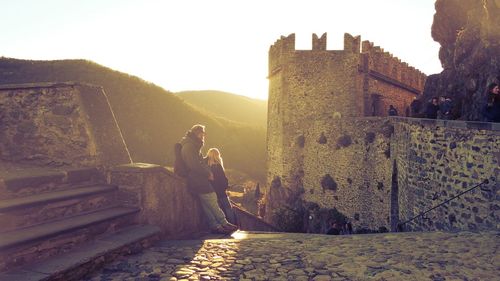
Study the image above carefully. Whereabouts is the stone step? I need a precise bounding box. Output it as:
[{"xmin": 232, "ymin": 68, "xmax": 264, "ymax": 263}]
[
  {"xmin": 0, "ymin": 207, "xmax": 139, "ymax": 251},
  {"xmin": 0, "ymin": 184, "xmax": 119, "ymax": 232},
  {"xmin": 0, "ymin": 207, "xmax": 140, "ymax": 271},
  {"xmin": 0, "ymin": 225, "xmax": 161, "ymax": 281},
  {"xmin": 0, "ymin": 167, "xmax": 103, "ymax": 200}
]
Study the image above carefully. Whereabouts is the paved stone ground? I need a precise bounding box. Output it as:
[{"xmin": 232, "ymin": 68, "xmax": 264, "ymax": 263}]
[{"xmin": 84, "ymin": 231, "xmax": 499, "ymax": 281}]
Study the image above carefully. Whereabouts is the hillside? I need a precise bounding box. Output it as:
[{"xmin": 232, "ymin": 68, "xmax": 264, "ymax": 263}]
[
  {"xmin": 0, "ymin": 58, "xmax": 266, "ymax": 180},
  {"xmin": 176, "ymin": 90, "xmax": 267, "ymax": 128}
]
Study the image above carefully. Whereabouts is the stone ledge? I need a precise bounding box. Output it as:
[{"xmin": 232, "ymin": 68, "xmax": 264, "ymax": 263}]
[
  {"xmin": 1, "ymin": 166, "xmax": 104, "ymax": 195},
  {"xmin": 0, "ymin": 81, "xmax": 102, "ymax": 91},
  {"xmin": 110, "ymin": 163, "xmax": 165, "ymax": 174},
  {"xmin": 390, "ymin": 116, "xmax": 500, "ymax": 131},
  {"xmin": 110, "ymin": 163, "xmax": 186, "ymax": 181},
  {"xmin": 3, "ymin": 171, "xmax": 66, "ymax": 191},
  {"xmin": 65, "ymin": 167, "xmax": 100, "ymax": 183},
  {"xmin": 0, "ymin": 207, "xmax": 139, "ymax": 251},
  {"xmin": 0, "ymin": 184, "xmax": 117, "ymax": 212}
]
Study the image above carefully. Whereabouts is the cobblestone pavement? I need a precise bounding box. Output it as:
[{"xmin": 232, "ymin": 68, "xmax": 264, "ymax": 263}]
[{"xmin": 85, "ymin": 231, "xmax": 499, "ymax": 281}]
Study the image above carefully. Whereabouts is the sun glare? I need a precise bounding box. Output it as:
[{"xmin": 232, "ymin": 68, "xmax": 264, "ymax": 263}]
[{"xmin": 0, "ymin": 0, "xmax": 441, "ymax": 100}]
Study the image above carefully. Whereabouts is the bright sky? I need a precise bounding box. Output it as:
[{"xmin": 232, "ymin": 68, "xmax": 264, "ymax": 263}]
[{"xmin": 1, "ymin": 0, "xmax": 442, "ymax": 100}]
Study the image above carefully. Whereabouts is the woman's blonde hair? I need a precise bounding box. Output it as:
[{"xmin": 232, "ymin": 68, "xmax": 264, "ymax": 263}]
[{"xmin": 207, "ymin": 148, "xmax": 224, "ymax": 169}]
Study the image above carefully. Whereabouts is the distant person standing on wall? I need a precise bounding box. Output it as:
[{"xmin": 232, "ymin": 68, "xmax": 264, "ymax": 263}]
[
  {"xmin": 438, "ymin": 96, "xmax": 453, "ymax": 120},
  {"xmin": 388, "ymin": 105, "xmax": 398, "ymax": 116},
  {"xmin": 484, "ymin": 83, "xmax": 500, "ymax": 122},
  {"xmin": 326, "ymin": 221, "xmax": 341, "ymax": 235},
  {"xmin": 425, "ymin": 97, "xmax": 439, "ymax": 119},
  {"xmin": 410, "ymin": 97, "xmax": 422, "ymax": 117},
  {"xmin": 180, "ymin": 124, "xmax": 238, "ymax": 234},
  {"xmin": 206, "ymin": 148, "xmax": 237, "ymax": 225}
]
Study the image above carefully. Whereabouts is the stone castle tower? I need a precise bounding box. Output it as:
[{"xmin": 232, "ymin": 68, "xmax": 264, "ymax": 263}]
[{"xmin": 266, "ymin": 33, "xmax": 427, "ymax": 230}]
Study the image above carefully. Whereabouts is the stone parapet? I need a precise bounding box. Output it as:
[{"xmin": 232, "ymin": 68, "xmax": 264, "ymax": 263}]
[{"xmin": 108, "ymin": 163, "xmax": 207, "ymax": 236}]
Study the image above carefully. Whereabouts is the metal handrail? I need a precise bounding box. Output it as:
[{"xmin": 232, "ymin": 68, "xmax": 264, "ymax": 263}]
[{"xmin": 397, "ymin": 179, "xmax": 489, "ymax": 231}]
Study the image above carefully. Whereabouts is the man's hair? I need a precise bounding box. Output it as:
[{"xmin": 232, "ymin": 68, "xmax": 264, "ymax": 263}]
[{"xmin": 190, "ymin": 124, "xmax": 205, "ymax": 135}]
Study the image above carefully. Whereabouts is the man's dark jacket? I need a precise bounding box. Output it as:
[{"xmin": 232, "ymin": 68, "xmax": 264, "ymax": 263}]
[
  {"xmin": 180, "ymin": 132, "xmax": 214, "ymax": 194},
  {"xmin": 425, "ymin": 103, "xmax": 439, "ymax": 119}
]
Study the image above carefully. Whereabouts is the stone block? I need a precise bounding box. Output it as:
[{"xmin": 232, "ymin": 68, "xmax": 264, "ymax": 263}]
[
  {"xmin": 109, "ymin": 171, "xmax": 145, "ymax": 187},
  {"xmin": 4, "ymin": 171, "xmax": 66, "ymax": 192},
  {"xmin": 65, "ymin": 167, "xmax": 100, "ymax": 183}
]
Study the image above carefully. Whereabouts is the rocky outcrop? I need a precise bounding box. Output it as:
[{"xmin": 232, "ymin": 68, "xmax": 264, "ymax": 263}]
[{"xmin": 423, "ymin": 0, "xmax": 500, "ymax": 120}]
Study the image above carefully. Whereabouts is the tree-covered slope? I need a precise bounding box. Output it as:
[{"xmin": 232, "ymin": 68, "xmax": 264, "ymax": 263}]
[{"xmin": 0, "ymin": 58, "xmax": 266, "ymax": 180}]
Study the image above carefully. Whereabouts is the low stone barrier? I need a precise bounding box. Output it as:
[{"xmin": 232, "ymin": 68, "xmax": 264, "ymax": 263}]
[{"xmin": 108, "ymin": 163, "xmax": 207, "ymax": 237}]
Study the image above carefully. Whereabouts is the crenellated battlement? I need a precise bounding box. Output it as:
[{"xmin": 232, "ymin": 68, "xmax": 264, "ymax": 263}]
[
  {"xmin": 269, "ymin": 33, "xmax": 425, "ymax": 90},
  {"xmin": 361, "ymin": 39, "xmax": 426, "ymax": 91},
  {"xmin": 312, "ymin": 33, "xmax": 327, "ymax": 50},
  {"xmin": 344, "ymin": 33, "xmax": 361, "ymax": 53},
  {"xmin": 269, "ymin": 33, "xmax": 296, "ymax": 53},
  {"xmin": 268, "ymin": 34, "xmax": 296, "ymax": 74}
]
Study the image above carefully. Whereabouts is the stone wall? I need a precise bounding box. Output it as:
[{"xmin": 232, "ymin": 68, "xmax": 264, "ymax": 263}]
[
  {"xmin": 108, "ymin": 163, "xmax": 278, "ymax": 236},
  {"xmin": 393, "ymin": 118, "xmax": 499, "ymax": 231},
  {"xmin": 267, "ymin": 33, "xmax": 363, "ymax": 198},
  {"xmin": 266, "ymin": 116, "xmax": 393, "ymax": 230},
  {"xmin": 266, "ymin": 33, "xmax": 426, "ymax": 231},
  {"xmin": 301, "ymin": 118, "xmax": 393, "ymax": 230},
  {"xmin": 108, "ymin": 163, "xmax": 207, "ymax": 236},
  {"xmin": 0, "ymin": 82, "xmax": 131, "ymax": 167},
  {"xmin": 267, "ymin": 111, "xmax": 499, "ymax": 233}
]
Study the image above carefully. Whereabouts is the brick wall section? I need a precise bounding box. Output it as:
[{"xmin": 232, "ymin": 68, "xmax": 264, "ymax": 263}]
[
  {"xmin": 0, "ymin": 82, "xmax": 131, "ymax": 167},
  {"xmin": 360, "ymin": 38, "xmax": 426, "ymax": 117},
  {"xmin": 393, "ymin": 118, "xmax": 500, "ymax": 231}
]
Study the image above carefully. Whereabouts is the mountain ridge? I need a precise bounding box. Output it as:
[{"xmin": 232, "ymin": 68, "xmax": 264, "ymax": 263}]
[
  {"xmin": 176, "ymin": 90, "xmax": 267, "ymax": 128},
  {"xmin": 0, "ymin": 57, "xmax": 266, "ymax": 180}
]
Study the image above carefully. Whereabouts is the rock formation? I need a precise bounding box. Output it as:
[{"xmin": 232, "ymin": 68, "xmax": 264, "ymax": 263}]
[{"xmin": 423, "ymin": 0, "xmax": 500, "ymax": 120}]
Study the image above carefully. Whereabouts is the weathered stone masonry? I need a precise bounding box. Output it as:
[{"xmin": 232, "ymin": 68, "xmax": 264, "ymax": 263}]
[
  {"xmin": 266, "ymin": 33, "xmax": 499, "ymax": 232},
  {"xmin": 392, "ymin": 119, "xmax": 500, "ymax": 231},
  {"xmin": 301, "ymin": 117, "xmax": 394, "ymax": 229},
  {"xmin": 267, "ymin": 115, "xmax": 500, "ymax": 232},
  {"xmin": 0, "ymin": 82, "xmax": 131, "ymax": 167},
  {"xmin": 266, "ymin": 33, "xmax": 426, "ymax": 230}
]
